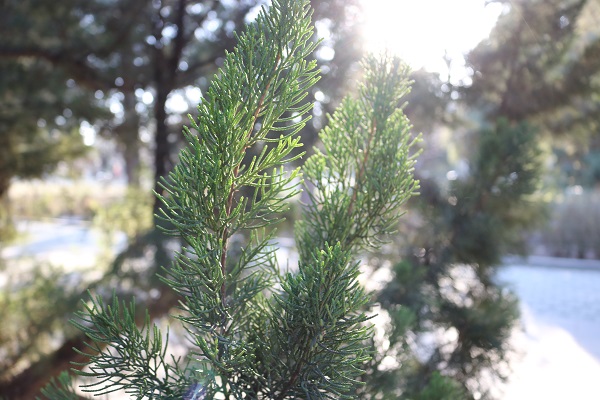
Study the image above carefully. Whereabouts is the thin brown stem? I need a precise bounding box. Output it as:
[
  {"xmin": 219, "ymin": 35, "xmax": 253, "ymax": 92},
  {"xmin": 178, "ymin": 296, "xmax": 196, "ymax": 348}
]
[{"xmin": 273, "ymin": 340, "xmax": 311, "ymax": 400}]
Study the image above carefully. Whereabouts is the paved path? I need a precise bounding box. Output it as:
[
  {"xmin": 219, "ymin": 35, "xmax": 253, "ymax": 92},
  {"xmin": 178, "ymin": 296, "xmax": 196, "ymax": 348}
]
[{"xmin": 497, "ymin": 259, "xmax": 600, "ymax": 399}]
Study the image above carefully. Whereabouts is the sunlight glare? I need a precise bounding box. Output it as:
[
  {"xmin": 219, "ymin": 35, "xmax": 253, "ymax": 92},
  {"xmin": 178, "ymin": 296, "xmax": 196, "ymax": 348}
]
[{"xmin": 362, "ymin": 0, "xmax": 502, "ymax": 76}]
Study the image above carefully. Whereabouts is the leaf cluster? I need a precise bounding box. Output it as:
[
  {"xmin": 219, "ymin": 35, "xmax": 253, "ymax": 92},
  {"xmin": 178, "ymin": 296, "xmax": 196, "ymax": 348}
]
[
  {"xmin": 297, "ymin": 55, "xmax": 421, "ymax": 256},
  {"xmin": 71, "ymin": 295, "xmax": 189, "ymax": 398}
]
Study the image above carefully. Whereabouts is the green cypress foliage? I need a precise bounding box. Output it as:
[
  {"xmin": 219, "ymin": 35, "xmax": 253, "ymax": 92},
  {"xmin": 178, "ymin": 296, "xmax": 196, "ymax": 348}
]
[{"xmin": 40, "ymin": 0, "xmax": 420, "ymax": 398}]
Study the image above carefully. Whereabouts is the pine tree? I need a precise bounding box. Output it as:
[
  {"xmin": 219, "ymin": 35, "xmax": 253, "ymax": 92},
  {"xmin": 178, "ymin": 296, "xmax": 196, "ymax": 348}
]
[
  {"xmin": 40, "ymin": 0, "xmax": 420, "ymax": 398},
  {"xmin": 0, "ymin": 57, "xmax": 104, "ymax": 240},
  {"xmin": 362, "ymin": 118, "xmax": 543, "ymax": 400},
  {"xmin": 465, "ymin": 0, "xmax": 600, "ymax": 189}
]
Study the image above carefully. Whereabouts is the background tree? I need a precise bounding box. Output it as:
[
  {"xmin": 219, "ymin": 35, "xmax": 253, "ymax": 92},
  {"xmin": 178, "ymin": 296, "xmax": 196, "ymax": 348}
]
[
  {"xmin": 0, "ymin": 1, "xmax": 360, "ymax": 398},
  {"xmin": 466, "ymin": 0, "xmax": 598, "ymax": 120},
  {"xmin": 0, "ymin": 0, "xmax": 365, "ymax": 208},
  {"xmin": 466, "ymin": 0, "xmax": 600, "ymax": 187},
  {"xmin": 465, "ymin": 0, "xmax": 600, "ymax": 258},
  {"xmin": 0, "ymin": 58, "xmax": 104, "ymax": 238},
  {"xmin": 0, "ymin": 0, "xmax": 257, "ymax": 207},
  {"xmin": 361, "ymin": 118, "xmax": 544, "ymax": 399}
]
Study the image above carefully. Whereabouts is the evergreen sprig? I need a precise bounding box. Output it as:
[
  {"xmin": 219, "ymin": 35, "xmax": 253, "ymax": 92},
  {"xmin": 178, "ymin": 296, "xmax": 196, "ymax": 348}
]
[
  {"xmin": 71, "ymin": 295, "xmax": 187, "ymax": 398},
  {"xmin": 39, "ymin": 371, "xmax": 83, "ymax": 400},
  {"xmin": 51, "ymin": 0, "xmax": 420, "ymax": 398},
  {"xmin": 267, "ymin": 54, "xmax": 420, "ymax": 399},
  {"xmin": 296, "ymin": 55, "xmax": 421, "ymax": 257}
]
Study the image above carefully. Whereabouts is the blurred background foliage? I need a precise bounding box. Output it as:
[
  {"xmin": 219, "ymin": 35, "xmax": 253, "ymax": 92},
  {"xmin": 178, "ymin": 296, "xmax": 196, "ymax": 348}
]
[{"xmin": 1, "ymin": 0, "xmax": 600, "ymax": 398}]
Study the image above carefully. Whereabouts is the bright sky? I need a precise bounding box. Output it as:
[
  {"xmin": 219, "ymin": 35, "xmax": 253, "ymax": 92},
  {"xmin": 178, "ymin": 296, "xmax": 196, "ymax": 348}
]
[{"xmin": 362, "ymin": 0, "xmax": 503, "ymax": 78}]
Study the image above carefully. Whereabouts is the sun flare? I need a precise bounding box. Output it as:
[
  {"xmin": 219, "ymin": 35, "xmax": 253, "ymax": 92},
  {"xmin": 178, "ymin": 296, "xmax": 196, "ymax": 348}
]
[{"xmin": 362, "ymin": 0, "xmax": 502, "ymax": 75}]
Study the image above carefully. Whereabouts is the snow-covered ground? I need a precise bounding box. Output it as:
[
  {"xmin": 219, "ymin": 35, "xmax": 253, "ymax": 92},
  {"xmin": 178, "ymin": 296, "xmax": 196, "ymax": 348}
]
[
  {"xmin": 498, "ymin": 262, "xmax": 600, "ymax": 399},
  {"xmin": 503, "ymin": 307, "xmax": 600, "ymax": 399}
]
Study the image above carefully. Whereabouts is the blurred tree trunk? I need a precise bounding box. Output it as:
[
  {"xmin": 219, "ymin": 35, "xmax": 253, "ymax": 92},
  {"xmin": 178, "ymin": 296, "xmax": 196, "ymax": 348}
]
[
  {"xmin": 0, "ymin": 133, "xmax": 13, "ymax": 238},
  {"xmin": 153, "ymin": 86, "xmax": 171, "ymax": 214},
  {"xmin": 121, "ymin": 90, "xmax": 142, "ymax": 187},
  {"xmin": 119, "ymin": 52, "xmax": 142, "ymax": 187}
]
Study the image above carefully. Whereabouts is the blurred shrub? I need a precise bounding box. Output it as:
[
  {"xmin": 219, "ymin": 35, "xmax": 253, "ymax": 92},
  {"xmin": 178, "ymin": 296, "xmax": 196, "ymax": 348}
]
[
  {"xmin": 413, "ymin": 372, "xmax": 468, "ymax": 400},
  {"xmin": 8, "ymin": 181, "xmax": 126, "ymax": 221},
  {"xmin": 539, "ymin": 190, "xmax": 600, "ymax": 258},
  {"xmin": 0, "ymin": 261, "xmax": 82, "ymax": 381},
  {"xmin": 92, "ymin": 188, "xmax": 154, "ymax": 253},
  {"xmin": 0, "ymin": 199, "xmax": 17, "ymax": 242}
]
